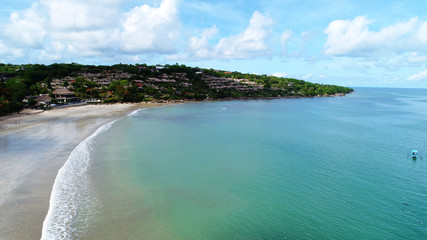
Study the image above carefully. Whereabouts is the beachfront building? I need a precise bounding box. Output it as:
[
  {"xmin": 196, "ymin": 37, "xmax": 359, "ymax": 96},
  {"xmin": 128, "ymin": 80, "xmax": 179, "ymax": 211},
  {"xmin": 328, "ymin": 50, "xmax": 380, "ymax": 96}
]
[
  {"xmin": 52, "ymin": 88, "xmax": 77, "ymax": 103},
  {"xmin": 34, "ymin": 94, "xmax": 52, "ymax": 107}
]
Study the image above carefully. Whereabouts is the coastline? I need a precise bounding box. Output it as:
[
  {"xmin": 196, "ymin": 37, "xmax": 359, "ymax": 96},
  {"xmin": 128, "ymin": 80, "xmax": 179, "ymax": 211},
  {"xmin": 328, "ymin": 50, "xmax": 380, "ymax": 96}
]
[
  {"xmin": 0, "ymin": 94, "xmax": 349, "ymax": 239},
  {"xmin": 0, "ymin": 102, "xmax": 168, "ymax": 240}
]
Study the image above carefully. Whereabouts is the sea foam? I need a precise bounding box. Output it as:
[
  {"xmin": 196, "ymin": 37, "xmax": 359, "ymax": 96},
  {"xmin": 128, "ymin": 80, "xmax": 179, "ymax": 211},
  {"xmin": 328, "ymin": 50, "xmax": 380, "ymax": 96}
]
[
  {"xmin": 127, "ymin": 108, "xmax": 147, "ymax": 117},
  {"xmin": 41, "ymin": 120, "xmax": 117, "ymax": 240}
]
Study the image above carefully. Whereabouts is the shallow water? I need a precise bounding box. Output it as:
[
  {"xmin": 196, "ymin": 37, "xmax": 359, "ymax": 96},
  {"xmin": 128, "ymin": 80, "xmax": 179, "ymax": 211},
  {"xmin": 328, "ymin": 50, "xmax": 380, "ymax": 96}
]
[{"xmin": 45, "ymin": 88, "xmax": 427, "ymax": 239}]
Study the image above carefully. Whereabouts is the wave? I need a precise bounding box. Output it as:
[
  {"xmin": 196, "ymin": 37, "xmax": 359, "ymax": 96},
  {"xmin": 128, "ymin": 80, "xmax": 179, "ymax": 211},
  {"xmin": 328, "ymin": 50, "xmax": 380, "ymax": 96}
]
[
  {"xmin": 127, "ymin": 108, "xmax": 147, "ymax": 117},
  {"xmin": 40, "ymin": 120, "xmax": 117, "ymax": 240}
]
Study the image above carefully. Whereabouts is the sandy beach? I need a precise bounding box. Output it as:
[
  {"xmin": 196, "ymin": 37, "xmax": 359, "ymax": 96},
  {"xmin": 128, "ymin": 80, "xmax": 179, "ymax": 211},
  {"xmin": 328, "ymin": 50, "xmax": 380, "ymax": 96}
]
[{"xmin": 0, "ymin": 103, "xmax": 166, "ymax": 240}]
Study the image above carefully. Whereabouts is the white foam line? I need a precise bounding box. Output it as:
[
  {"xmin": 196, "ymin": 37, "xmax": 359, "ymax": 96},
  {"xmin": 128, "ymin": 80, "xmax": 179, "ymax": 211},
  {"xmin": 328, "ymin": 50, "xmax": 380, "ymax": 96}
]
[
  {"xmin": 41, "ymin": 120, "xmax": 117, "ymax": 240},
  {"xmin": 127, "ymin": 108, "xmax": 147, "ymax": 117}
]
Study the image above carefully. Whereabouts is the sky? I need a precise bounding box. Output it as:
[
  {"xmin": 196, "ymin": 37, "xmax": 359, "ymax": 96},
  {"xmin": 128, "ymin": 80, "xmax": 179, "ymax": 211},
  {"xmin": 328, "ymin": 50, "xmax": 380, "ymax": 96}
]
[{"xmin": 1, "ymin": 0, "xmax": 427, "ymax": 88}]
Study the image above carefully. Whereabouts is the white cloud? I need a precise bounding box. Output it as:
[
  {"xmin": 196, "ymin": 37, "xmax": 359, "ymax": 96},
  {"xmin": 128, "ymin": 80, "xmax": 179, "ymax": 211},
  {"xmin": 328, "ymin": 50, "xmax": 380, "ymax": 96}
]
[
  {"xmin": 214, "ymin": 11, "xmax": 273, "ymax": 59},
  {"xmin": 0, "ymin": 41, "xmax": 24, "ymax": 58},
  {"xmin": 301, "ymin": 31, "xmax": 315, "ymax": 40},
  {"xmin": 186, "ymin": 11, "xmax": 274, "ymax": 59},
  {"xmin": 408, "ymin": 52, "xmax": 427, "ymax": 63},
  {"xmin": 281, "ymin": 30, "xmax": 293, "ymax": 44},
  {"xmin": 302, "ymin": 73, "xmax": 313, "ymax": 79},
  {"xmin": 416, "ymin": 22, "xmax": 427, "ymax": 44},
  {"xmin": 49, "ymin": 29, "xmax": 119, "ymax": 56},
  {"xmin": 3, "ymin": 3, "xmax": 47, "ymax": 48},
  {"xmin": 324, "ymin": 16, "xmax": 418, "ymax": 56},
  {"xmin": 0, "ymin": 0, "xmax": 182, "ymax": 61},
  {"xmin": 280, "ymin": 30, "xmax": 292, "ymax": 53},
  {"xmin": 119, "ymin": 0, "xmax": 180, "ymax": 53},
  {"xmin": 407, "ymin": 70, "xmax": 427, "ymax": 81},
  {"xmin": 271, "ymin": 72, "xmax": 288, "ymax": 78},
  {"xmin": 41, "ymin": 0, "xmax": 121, "ymax": 31},
  {"xmin": 0, "ymin": 42, "xmax": 7, "ymax": 55},
  {"xmin": 188, "ymin": 25, "xmax": 219, "ymax": 58}
]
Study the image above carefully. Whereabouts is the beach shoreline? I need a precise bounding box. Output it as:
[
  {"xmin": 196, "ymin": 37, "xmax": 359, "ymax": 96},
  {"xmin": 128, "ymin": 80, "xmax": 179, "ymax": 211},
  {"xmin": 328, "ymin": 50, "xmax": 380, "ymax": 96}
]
[{"xmin": 0, "ymin": 102, "xmax": 169, "ymax": 240}]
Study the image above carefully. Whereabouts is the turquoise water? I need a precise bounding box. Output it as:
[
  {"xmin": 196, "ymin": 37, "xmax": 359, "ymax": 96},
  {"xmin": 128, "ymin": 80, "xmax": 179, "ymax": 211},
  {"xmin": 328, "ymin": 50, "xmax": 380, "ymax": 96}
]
[{"xmin": 44, "ymin": 88, "xmax": 427, "ymax": 239}]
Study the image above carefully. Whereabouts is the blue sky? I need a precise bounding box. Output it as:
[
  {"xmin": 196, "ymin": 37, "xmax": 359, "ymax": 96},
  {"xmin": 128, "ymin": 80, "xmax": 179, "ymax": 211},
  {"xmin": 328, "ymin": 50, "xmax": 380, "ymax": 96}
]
[{"xmin": 1, "ymin": 0, "xmax": 427, "ymax": 88}]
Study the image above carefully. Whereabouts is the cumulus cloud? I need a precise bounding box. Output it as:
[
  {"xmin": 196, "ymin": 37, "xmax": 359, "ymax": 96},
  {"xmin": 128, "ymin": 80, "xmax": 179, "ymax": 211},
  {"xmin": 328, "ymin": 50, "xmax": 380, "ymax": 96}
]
[
  {"xmin": 120, "ymin": 0, "xmax": 180, "ymax": 53},
  {"xmin": 187, "ymin": 11, "xmax": 274, "ymax": 59},
  {"xmin": 407, "ymin": 70, "xmax": 427, "ymax": 81},
  {"xmin": 0, "ymin": 0, "xmax": 180, "ymax": 61},
  {"xmin": 0, "ymin": 41, "xmax": 24, "ymax": 59},
  {"xmin": 280, "ymin": 30, "xmax": 292, "ymax": 53},
  {"xmin": 3, "ymin": 3, "xmax": 47, "ymax": 48},
  {"xmin": 41, "ymin": 0, "xmax": 121, "ymax": 31},
  {"xmin": 214, "ymin": 11, "xmax": 273, "ymax": 58},
  {"xmin": 324, "ymin": 16, "xmax": 418, "ymax": 56},
  {"xmin": 188, "ymin": 25, "xmax": 219, "ymax": 58},
  {"xmin": 49, "ymin": 29, "xmax": 120, "ymax": 56}
]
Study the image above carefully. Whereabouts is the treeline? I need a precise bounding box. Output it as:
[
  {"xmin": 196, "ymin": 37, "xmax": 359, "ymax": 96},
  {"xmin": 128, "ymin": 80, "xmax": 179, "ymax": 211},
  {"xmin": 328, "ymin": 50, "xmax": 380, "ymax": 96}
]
[
  {"xmin": 0, "ymin": 63, "xmax": 353, "ymax": 115},
  {"xmin": 202, "ymin": 69, "xmax": 353, "ymax": 97}
]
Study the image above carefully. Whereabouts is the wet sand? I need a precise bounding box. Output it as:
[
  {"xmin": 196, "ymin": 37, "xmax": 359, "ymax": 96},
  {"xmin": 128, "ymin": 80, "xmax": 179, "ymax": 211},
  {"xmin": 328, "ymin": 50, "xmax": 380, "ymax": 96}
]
[{"xmin": 0, "ymin": 103, "xmax": 166, "ymax": 240}]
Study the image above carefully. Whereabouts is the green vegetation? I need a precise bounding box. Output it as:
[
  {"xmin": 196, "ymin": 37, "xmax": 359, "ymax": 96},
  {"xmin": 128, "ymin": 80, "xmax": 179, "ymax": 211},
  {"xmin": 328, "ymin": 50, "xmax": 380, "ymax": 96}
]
[{"xmin": 0, "ymin": 63, "xmax": 353, "ymax": 115}]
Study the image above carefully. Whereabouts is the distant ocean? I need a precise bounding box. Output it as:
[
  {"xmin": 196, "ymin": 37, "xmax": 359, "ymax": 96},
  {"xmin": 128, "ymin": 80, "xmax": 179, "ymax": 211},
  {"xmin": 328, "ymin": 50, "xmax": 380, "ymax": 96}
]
[{"xmin": 42, "ymin": 88, "xmax": 427, "ymax": 239}]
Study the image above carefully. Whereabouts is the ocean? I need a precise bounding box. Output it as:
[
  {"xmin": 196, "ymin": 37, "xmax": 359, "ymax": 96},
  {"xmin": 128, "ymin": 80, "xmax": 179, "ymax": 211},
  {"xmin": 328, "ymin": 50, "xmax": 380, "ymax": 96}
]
[{"xmin": 41, "ymin": 88, "xmax": 427, "ymax": 239}]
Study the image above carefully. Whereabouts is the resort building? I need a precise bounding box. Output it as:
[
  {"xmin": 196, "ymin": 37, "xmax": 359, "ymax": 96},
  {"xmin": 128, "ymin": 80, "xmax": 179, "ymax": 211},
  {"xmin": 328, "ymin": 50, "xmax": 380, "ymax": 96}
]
[
  {"xmin": 34, "ymin": 94, "xmax": 52, "ymax": 106},
  {"xmin": 52, "ymin": 88, "xmax": 77, "ymax": 103}
]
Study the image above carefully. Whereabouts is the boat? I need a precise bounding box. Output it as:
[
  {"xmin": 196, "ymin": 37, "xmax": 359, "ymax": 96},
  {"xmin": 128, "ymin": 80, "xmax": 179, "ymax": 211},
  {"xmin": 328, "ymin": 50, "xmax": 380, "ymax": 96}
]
[{"xmin": 410, "ymin": 150, "xmax": 421, "ymax": 160}]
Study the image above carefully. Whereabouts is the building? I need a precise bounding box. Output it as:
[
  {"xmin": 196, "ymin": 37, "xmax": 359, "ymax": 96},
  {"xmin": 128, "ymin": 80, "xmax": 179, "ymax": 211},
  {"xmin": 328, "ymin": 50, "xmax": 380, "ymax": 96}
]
[
  {"xmin": 52, "ymin": 88, "xmax": 77, "ymax": 103},
  {"xmin": 34, "ymin": 94, "xmax": 52, "ymax": 107}
]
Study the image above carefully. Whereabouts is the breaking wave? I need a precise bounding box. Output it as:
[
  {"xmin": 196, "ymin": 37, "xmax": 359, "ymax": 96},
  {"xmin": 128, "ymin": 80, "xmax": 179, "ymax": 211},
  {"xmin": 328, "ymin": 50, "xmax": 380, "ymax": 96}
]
[
  {"xmin": 40, "ymin": 120, "xmax": 117, "ymax": 240},
  {"xmin": 127, "ymin": 108, "xmax": 147, "ymax": 117}
]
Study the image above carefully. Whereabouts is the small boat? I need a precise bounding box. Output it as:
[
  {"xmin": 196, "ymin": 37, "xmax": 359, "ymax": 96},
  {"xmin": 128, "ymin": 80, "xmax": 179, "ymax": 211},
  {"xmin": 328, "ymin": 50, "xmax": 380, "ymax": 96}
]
[{"xmin": 410, "ymin": 150, "xmax": 421, "ymax": 160}]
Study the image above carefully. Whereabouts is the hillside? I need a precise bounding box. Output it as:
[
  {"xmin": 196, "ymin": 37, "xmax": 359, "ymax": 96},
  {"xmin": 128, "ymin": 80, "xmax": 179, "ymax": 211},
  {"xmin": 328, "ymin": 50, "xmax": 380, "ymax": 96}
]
[{"xmin": 0, "ymin": 63, "xmax": 353, "ymax": 115}]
